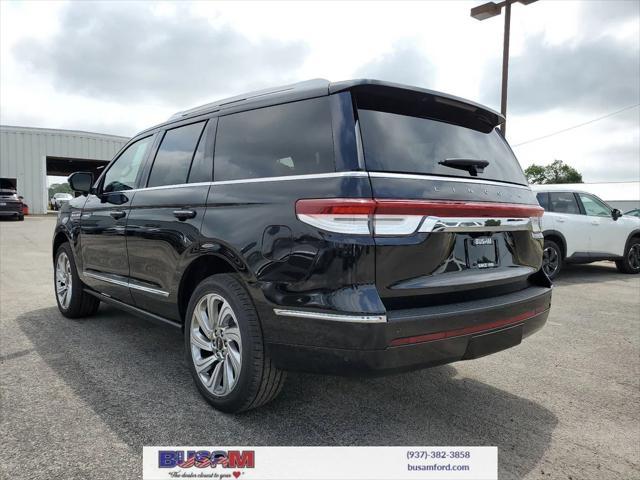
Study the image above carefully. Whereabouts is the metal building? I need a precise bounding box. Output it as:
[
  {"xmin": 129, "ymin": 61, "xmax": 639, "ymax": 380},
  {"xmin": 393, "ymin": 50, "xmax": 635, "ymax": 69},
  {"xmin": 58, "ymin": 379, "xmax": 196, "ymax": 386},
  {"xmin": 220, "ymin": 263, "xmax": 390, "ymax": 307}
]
[{"xmin": 0, "ymin": 125, "xmax": 129, "ymax": 214}]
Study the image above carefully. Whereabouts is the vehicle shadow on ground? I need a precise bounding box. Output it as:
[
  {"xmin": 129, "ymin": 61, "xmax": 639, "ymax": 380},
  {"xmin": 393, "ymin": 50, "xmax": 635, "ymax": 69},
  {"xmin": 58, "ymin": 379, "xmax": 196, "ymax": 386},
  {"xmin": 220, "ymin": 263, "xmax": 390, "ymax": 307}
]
[
  {"xmin": 553, "ymin": 262, "xmax": 629, "ymax": 286},
  {"xmin": 19, "ymin": 305, "xmax": 557, "ymax": 479}
]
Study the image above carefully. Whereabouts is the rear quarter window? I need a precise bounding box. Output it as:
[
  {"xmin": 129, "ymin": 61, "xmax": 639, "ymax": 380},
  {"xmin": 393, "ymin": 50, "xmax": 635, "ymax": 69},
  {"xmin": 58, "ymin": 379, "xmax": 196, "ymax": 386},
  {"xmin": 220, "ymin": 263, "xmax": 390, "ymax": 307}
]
[
  {"xmin": 213, "ymin": 97, "xmax": 335, "ymax": 181},
  {"xmin": 536, "ymin": 192, "xmax": 550, "ymax": 210}
]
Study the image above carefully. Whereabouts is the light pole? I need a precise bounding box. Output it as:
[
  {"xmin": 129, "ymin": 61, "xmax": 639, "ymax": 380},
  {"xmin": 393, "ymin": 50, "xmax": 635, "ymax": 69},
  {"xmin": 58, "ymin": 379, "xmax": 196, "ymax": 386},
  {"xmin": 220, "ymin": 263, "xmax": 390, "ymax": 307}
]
[{"xmin": 470, "ymin": 0, "xmax": 537, "ymax": 137}]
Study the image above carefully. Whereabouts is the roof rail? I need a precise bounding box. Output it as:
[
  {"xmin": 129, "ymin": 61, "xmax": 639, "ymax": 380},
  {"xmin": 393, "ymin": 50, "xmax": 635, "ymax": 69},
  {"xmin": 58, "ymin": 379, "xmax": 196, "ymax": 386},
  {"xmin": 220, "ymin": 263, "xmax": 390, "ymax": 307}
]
[{"xmin": 167, "ymin": 78, "xmax": 330, "ymax": 121}]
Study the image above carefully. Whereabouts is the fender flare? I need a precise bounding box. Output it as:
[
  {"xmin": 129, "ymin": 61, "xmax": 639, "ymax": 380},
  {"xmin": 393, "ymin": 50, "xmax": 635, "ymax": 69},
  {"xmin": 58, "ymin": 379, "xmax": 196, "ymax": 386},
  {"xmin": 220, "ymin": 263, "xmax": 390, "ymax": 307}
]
[
  {"xmin": 625, "ymin": 229, "xmax": 640, "ymax": 251},
  {"xmin": 175, "ymin": 248, "xmax": 257, "ymax": 324},
  {"xmin": 52, "ymin": 226, "xmax": 73, "ymax": 261},
  {"xmin": 542, "ymin": 229, "xmax": 567, "ymax": 259}
]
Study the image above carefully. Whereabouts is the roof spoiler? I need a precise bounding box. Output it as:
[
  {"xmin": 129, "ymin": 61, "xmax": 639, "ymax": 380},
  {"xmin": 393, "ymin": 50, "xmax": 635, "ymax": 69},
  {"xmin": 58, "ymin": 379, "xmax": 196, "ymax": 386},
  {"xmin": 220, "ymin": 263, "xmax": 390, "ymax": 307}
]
[{"xmin": 331, "ymin": 79, "xmax": 504, "ymax": 132}]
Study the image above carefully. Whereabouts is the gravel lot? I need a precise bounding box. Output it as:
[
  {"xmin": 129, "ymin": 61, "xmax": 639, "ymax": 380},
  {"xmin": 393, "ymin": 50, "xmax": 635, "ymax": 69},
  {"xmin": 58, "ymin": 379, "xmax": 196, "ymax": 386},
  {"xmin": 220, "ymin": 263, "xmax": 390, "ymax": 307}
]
[{"xmin": 1, "ymin": 215, "xmax": 639, "ymax": 480}]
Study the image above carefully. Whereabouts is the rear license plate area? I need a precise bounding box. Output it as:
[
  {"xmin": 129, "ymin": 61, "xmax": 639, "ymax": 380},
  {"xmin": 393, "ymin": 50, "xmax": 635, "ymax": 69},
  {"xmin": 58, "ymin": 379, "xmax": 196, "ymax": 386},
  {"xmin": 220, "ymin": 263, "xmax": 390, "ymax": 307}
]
[{"xmin": 465, "ymin": 237, "xmax": 498, "ymax": 269}]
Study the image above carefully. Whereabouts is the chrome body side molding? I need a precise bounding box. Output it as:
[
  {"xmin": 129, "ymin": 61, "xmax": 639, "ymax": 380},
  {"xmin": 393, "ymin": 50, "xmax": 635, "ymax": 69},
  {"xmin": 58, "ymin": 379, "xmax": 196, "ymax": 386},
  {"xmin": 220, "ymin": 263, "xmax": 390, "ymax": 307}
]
[{"xmin": 83, "ymin": 271, "xmax": 170, "ymax": 297}]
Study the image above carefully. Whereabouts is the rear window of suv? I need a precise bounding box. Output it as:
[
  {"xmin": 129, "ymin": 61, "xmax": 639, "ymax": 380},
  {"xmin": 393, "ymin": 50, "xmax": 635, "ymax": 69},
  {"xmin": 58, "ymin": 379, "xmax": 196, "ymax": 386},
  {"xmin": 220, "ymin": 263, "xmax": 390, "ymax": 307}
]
[
  {"xmin": 355, "ymin": 91, "xmax": 528, "ymax": 186},
  {"xmin": 214, "ymin": 97, "xmax": 334, "ymax": 181}
]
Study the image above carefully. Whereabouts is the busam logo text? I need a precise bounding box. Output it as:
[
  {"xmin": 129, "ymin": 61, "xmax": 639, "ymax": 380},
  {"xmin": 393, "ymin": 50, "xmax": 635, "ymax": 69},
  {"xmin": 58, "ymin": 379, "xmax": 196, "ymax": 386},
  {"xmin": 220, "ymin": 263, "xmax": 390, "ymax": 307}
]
[{"xmin": 159, "ymin": 450, "xmax": 255, "ymax": 469}]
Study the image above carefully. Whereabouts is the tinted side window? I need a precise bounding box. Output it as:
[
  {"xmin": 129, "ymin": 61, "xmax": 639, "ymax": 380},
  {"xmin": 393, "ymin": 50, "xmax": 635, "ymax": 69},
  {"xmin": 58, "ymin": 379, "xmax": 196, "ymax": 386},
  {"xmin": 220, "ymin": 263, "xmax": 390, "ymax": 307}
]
[
  {"xmin": 536, "ymin": 192, "xmax": 549, "ymax": 210},
  {"xmin": 579, "ymin": 193, "xmax": 611, "ymax": 217},
  {"xmin": 147, "ymin": 121, "xmax": 206, "ymax": 188},
  {"xmin": 214, "ymin": 97, "xmax": 334, "ymax": 181},
  {"xmin": 103, "ymin": 136, "xmax": 153, "ymax": 193},
  {"xmin": 187, "ymin": 119, "xmax": 215, "ymax": 183},
  {"xmin": 548, "ymin": 192, "xmax": 580, "ymax": 214}
]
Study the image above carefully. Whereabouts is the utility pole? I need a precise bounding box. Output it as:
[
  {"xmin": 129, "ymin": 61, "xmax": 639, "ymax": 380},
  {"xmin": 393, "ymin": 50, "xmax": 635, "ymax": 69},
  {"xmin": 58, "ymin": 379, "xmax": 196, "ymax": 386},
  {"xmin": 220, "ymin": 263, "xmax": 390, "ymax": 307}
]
[{"xmin": 471, "ymin": 0, "xmax": 538, "ymax": 137}]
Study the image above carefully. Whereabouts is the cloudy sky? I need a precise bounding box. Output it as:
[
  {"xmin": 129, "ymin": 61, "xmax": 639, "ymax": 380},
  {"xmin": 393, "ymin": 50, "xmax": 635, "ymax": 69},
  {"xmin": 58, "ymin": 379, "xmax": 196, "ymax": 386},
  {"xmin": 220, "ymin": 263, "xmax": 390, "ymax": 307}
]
[{"xmin": 1, "ymin": 0, "xmax": 639, "ymax": 183}]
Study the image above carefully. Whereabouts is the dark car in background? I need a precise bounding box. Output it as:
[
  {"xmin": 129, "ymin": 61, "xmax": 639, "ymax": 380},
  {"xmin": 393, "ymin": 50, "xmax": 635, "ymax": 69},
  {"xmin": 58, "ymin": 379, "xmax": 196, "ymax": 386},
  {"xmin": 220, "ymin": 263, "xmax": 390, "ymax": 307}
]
[
  {"xmin": 52, "ymin": 79, "xmax": 552, "ymax": 412},
  {"xmin": 0, "ymin": 179, "xmax": 24, "ymax": 221}
]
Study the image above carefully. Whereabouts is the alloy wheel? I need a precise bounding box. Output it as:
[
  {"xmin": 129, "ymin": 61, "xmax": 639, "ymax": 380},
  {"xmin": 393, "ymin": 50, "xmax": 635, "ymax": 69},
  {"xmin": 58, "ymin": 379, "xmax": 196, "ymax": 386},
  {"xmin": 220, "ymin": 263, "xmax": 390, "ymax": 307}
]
[
  {"xmin": 190, "ymin": 293, "xmax": 242, "ymax": 397},
  {"xmin": 629, "ymin": 243, "xmax": 640, "ymax": 271},
  {"xmin": 543, "ymin": 246, "xmax": 559, "ymax": 277},
  {"xmin": 55, "ymin": 252, "xmax": 73, "ymax": 309}
]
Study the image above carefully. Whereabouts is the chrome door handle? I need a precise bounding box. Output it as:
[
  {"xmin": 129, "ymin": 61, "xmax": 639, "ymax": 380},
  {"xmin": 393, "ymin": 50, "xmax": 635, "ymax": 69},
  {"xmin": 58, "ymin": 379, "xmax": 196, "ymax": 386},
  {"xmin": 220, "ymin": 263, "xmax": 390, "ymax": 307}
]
[
  {"xmin": 173, "ymin": 209, "xmax": 196, "ymax": 221},
  {"xmin": 109, "ymin": 210, "xmax": 126, "ymax": 220},
  {"xmin": 556, "ymin": 218, "xmax": 565, "ymax": 223},
  {"xmin": 591, "ymin": 220, "xmax": 599, "ymax": 225}
]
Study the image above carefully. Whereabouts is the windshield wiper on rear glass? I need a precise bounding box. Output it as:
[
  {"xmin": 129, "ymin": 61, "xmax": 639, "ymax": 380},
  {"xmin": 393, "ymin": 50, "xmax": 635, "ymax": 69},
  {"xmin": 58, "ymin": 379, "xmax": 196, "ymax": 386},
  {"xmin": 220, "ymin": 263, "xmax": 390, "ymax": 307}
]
[{"xmin": 438, "ymin": 158, "xmax": 490, "ymax": 177}]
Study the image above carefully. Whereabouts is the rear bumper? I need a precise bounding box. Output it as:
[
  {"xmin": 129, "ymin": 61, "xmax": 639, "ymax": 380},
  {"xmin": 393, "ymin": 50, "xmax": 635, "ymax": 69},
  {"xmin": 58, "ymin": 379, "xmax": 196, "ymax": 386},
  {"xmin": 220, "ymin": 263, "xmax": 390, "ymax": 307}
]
[
  {"xmin": 0, "ymin": 208, "xmax": 22, "ymax": 217},
  {"xmin": 265, "ymin": 286, "xmax": 551, "ymax": 375}
]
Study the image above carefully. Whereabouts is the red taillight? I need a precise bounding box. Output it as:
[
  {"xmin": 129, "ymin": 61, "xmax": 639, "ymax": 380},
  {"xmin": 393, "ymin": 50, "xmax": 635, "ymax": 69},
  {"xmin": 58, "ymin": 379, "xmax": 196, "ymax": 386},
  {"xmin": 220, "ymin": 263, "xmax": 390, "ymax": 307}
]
[
  {"xmin": 374, "ymin": 200, "xmax": 544, "ymax": 218},
  {"xmin": 389, "ymin": 308, "xmax": 546, "ymax": 347},
  {"xmin": 295, "ymin": 199, "xmax": 375, "ymax": 235},
  {"xmin": 295, "ymin": 198, "xmax": 543, "ymax": 236},
  {"xmin": 295, "ymin": 199, "xmax": 376, "ymax": 215}
]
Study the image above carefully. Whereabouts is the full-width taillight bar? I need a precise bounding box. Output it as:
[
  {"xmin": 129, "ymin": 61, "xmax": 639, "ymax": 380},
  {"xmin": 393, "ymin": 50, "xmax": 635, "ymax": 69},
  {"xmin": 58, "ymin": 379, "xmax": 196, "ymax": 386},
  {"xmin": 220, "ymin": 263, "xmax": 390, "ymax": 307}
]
[
  {"xmin": 389, "ymin": 306, "xmax": 548, "ymax": 347},
  {"xmin": 295, "ymin": 198, "xmax": 544, "ymax": 236}
]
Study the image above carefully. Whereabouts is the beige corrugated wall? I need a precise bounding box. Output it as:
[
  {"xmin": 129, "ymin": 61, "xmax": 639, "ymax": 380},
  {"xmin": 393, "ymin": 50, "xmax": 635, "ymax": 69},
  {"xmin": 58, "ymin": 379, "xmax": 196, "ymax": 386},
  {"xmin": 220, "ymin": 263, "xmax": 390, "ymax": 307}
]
[{"xmin": 0, "ymin": 126, "xmax": 128, "ymax": 214}]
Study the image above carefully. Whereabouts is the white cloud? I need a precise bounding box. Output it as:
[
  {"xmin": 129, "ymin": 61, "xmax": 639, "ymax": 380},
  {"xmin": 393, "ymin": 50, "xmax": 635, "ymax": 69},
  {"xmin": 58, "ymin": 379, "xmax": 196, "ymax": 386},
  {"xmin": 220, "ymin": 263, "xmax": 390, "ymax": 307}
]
[{"xmin": 1, "ymin": 0, "xmax": 639, "ymax": 182}]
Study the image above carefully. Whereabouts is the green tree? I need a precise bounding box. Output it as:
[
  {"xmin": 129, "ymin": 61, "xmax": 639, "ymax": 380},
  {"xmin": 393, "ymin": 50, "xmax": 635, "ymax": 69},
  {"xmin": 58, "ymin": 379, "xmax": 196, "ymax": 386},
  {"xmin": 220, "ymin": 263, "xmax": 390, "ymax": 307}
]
[
  {"xmin": 523, "ymin": 164, "xmax": 547, "ymax": 184},
  {"xmin": 524, "ymin": 160, "xmax": 583, "ymax": 184}
]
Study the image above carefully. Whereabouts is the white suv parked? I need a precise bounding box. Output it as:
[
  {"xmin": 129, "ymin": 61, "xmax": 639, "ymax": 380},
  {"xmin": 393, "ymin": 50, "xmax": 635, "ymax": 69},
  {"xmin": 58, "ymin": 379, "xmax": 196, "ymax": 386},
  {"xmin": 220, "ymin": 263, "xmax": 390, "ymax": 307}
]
[
  {"xmin": 532, "ymin": 186, "xmax": 640, "ymax": 279},
  {"xmin": 50, "ymin": 192, "xmax": 73, "ymax": 211}
]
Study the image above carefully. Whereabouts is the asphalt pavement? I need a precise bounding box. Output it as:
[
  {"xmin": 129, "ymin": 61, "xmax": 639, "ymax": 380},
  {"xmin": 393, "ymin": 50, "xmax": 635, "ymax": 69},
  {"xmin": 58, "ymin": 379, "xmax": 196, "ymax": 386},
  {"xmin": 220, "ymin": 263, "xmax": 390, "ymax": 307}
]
[{"xmin": 1, "ymin": 215, "xmax": 639, "ymax": 479}]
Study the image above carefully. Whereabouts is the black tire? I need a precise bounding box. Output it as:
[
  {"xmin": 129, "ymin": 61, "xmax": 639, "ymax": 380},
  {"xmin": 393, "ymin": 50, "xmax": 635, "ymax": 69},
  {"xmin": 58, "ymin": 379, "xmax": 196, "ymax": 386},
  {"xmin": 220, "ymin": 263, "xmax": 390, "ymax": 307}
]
[
  {"xmin": 54, "ymin": 243, "xmax": 100, "ymax": 318},
  {"xmin": 616, "ymin": 237, "xmax": 640, "ymax": 274},
  {"xmin": 184, "ymin": 273, "xmax": 286, "ymax": 413},
  {"xmin": 17, "ymin": 215, "xmax": 24, "ymax": 221},
  {"xmin": 542, "ymin": 239, "xmax": 562, "ymax": 280}
]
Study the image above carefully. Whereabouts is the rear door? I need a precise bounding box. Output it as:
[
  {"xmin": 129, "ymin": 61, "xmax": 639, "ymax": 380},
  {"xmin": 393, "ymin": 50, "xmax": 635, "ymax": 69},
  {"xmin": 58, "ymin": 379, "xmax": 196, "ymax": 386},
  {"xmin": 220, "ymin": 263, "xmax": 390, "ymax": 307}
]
[
  {"xmin": 546, "ymin": 192, "xmax": 591, "ymax": 256},
  {"xmin": 200, "ymin": 96, "xmax": 379, "ymax": 323},
  {"xmin": 80, "ymin": 135, "xmax": 154, "ymax": 302},
  {"xmin": 352, "ymin": 87, "xmax": 544, "ymax": 310},
  {"xmin": 126, "ymin": 119, "xmax": 213, "ymax": 320}
]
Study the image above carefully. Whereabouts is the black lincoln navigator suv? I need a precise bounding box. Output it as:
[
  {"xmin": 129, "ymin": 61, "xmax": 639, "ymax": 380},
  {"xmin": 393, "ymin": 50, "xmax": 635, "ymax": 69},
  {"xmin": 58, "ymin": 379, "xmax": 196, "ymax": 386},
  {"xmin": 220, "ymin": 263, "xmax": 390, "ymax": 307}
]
[{"xmin": 53, "ymin": 79, "xmax": 552, "ymax": 412}]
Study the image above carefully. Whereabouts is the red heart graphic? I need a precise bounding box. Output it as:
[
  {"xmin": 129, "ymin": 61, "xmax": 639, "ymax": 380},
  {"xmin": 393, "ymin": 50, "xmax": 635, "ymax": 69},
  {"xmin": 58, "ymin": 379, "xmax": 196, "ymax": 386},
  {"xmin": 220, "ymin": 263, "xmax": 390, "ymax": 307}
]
[{"xmin": 232, "ymin": 472, "xmax": 241, "ymax": 479}]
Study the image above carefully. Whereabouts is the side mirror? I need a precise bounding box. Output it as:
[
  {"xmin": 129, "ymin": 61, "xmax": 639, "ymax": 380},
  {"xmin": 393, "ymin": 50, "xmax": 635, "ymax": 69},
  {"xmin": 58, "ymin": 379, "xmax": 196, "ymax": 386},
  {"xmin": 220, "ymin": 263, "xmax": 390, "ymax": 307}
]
[
  {"xmin": 68, "ymin": 172, "xmax": 94, "ymax": 194},
  {"xmin": 612, "ymin": 208, "xmax": 622, "ymax": 220}
]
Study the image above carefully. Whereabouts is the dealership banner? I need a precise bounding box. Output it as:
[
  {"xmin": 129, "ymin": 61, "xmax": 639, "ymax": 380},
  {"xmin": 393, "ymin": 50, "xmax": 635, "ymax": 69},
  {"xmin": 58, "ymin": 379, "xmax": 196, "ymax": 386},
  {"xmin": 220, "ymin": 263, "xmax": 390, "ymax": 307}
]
[{"xmin": 142, "ymin": 446, "xmax": 497, "ymax": 480}]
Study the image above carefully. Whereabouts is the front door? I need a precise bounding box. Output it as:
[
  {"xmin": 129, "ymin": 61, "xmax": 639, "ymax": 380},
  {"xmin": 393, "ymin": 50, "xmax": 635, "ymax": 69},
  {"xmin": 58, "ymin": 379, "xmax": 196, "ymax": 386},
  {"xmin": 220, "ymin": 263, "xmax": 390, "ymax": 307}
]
[
  {"xmin": 577, "ymin": 193, "xmax": 625, "ymax": 256},
  {"xmin": 80, "ymin": 135, "xmax": 155, "ymax": 302},
  {"xmin": 126, "ymin": 120, "xmax": 212, "ymax": 320}
]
